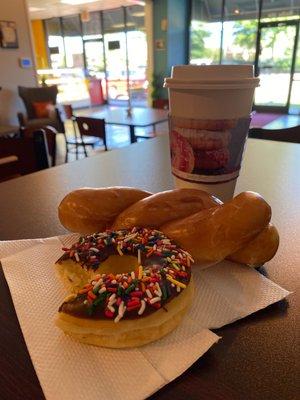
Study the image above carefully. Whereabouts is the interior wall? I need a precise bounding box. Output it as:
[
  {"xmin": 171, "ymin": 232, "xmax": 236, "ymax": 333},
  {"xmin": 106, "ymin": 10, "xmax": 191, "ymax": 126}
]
[{"xmin": 0, "ymin": 0, "xmax": 37, "ymax": 125}]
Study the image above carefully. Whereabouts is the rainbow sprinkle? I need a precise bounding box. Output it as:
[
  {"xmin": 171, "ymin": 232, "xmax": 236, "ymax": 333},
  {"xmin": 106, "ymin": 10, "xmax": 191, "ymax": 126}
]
[{"xmin": 59, "ymin": 227, "xmax": 193, "ymax": 322}]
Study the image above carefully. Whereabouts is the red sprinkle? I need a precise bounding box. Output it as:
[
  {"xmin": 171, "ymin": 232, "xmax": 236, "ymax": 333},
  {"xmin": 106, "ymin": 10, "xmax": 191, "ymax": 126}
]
[
  {"xmin": 127, "ymin": 300, "xmax": 140, "ymax": 308},
  {"xmin": 127, "ymin": 304, "xmax": 140, "ymax": 312},
  {"xmin": 107, "ymin": 288, "xmax": 117, "ymax": 293},
  {"xmin": 105, "ymin": 310, "xmax": 115, "ymax": 318},
  {"xmin": 130, "ymin": 291, "xmax": 143, "ymax": 297}
]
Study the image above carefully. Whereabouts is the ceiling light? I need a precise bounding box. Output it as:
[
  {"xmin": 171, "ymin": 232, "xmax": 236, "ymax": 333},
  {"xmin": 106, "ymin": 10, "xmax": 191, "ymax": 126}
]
[
  {"xmin": 131, "ymin": 11, "xmax": 145, "ymax": 17},
  {"xmin": 234, "ymin": 9, "xmax": 240, "ymax": 14},
  {"xmin": 111, "ymin": 22, "xmax": 135, "ymax": 28},
  {"xmin": 28, "ymin": 7, "xmax": 45, "ymax": 12},
  {"xmin": 61, "ymin": 0, "xmax": 96, "ymax": 5}
]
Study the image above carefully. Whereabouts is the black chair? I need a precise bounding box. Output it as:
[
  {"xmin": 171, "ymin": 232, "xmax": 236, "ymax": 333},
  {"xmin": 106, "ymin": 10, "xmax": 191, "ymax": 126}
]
[
  {"xmin": 21, "ymin": 126, "xmax": 57, "ymax": 166},
  {"xmin": 248, "ymin": 125, "xmax": 300, "ymax": 144},
  {"xmin": 62, "ymin": 104, "xmax": 97, "ymax": 162},
  {"xmin": 0, "ymin": 131, "xmax": 50, "ymax": 182},
  {"xmin": 74, "ymin": 116, "xmax": 107, "ymax": 159},
  {"xmin": 17, "ymin": 85, "xmax": 65, "ymax": 133}
]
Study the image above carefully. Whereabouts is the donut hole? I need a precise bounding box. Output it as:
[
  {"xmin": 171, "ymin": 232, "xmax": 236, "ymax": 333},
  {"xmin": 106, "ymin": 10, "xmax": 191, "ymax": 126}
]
[{"xmin": 98, "ymin": 255, "xmax": 139, "ymax": 275}]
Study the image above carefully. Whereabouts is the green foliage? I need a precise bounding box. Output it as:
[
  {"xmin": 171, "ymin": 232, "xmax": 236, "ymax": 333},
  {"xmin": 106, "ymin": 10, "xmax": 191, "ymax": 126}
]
[
  {"xmin": 190, "ymin": 22, "xmax": 214, "ymax": 61},
  {"xmin": 233, "ymin": 20, "xmax": 257, "ymax": 51}
]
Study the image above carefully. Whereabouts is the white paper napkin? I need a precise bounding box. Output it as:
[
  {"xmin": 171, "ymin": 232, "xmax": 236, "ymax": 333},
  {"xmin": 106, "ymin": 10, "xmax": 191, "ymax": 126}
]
[{"xmin": 0, "ymin": 236, "xmax": 290, "ymax": 400}]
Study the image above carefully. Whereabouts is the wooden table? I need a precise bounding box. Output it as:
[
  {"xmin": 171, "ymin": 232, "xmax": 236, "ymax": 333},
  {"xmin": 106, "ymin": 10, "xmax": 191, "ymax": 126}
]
[
  {"xmin": 0, "ymin": 136, "xmax": 298, "ymax": 400},
  {"xmin": 0, "ymin": 124, "xmax": 19, "ymax": 137},
  {"xmin": 76, "ymin": 105, "xmax": 168, "ymax": 143}
]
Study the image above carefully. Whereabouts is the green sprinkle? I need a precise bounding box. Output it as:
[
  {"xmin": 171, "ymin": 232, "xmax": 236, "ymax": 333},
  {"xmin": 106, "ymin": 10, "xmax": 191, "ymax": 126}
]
[
  {"xmin": 125, "ymin": 283, "xmax": 135, "ymax": 294},
  {"xmin": 162, "ymin": 284, "xmax": 168, "ymax": 300}
]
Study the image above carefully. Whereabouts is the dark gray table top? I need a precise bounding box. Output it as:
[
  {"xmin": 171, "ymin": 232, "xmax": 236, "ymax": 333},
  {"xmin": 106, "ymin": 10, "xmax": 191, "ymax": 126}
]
[
  {"xmin": 76, "ymin": 105, "xmax": 168, "ymax": 127},
  {"xmin": 0, "ymin": 136, "xmax": 299, "ymax": 400}
]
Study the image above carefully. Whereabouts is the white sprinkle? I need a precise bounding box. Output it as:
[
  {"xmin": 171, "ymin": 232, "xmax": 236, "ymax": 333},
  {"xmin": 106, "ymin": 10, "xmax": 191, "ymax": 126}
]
[
  {"xmin": 138, "ymin": 300, "xmax": 146, "ymax": 315},
  {"xmin": 179, "ymin": 253, "xmax": 183, "ymax": 259},
  {"xmin": 108, "ymin": 305, "xmax": 115, "ymax": 313},
  {"xmin": 171, "ymin": 283, "xmax": 175, "ymax": 287},
  {"xmin": 74, "ymin": 252, "xmax": 80, "ymax": 262},
  {"xmin": 109, "ymin": 298, "xmax": 117, "ymax": 307},
  {"xmin": 111, "ymin": 279, "xmax": 117, "ymax": 285},
  {"xmin": 90, "ymin": 247, "xmax": 99, "ymax": 253},
  {"xmin": 182, "ymin": 266, "xmax": 186, "ymax": 271},
  {"xmin": 124, "ymin": 233, "xmax": 138, "ymax": 242},
  {"xmin": 93, "ymin": 279, "xmax": 102, "ymax": 291},
  {"xmin": 114, "ymin": 314, "xmax": 122, "ymax": 323},
  {"xmin": 138, "ymin": 249, "xmax": 141, "ymax": 265},
  {"xmin": 149, "ymin": 296, "xmax": 161, "ymax": 304},
  {"xmin": 109, "ymin": 293, "xmax": 116, "ymax": 303},
  {"xmin": 118, "ymin": 301, "xmax": 125, "ymax": 315},
  {"xmin": 171, "ymin": 255, "xmax": 175, "ymax": 260},
  {"xmin": 176, "ymin": 286, "xmax": 181, "ymax": 293},
  {"xmin": 146, "ymin": 289, "xmax": 153, "ymax": 298},
  {"xmin": 83, "ymin": 300, "xmax": 88, "ymax": 305},
  {"xmin": 99, "ymin": 286, "xmax": 106, "ymax": 294},
  {"xmin": 149, "ymin": 282, "xmax": 154, "ymax": 287},
  {"xmin": 131, "ymin": 271, "xmax": 135, "ymax": 280},
  {"xmin": 155, "ymin": 283, "xmax": 162, "ymax": 297}
]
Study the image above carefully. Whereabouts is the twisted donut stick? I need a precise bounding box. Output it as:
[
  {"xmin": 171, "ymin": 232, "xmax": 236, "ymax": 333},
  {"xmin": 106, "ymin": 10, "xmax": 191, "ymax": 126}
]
[
  {"xmin": 112, "ymin": 189, "xmax": 222, "ymax": 230},
  {"xmin": 58, "ymin": 187, "xmax": 151, "ymax": 234},
  {"xmin": 162, "ymin": 192, "xmax": 271, "ymax": 266},
  {"xmin": 58, "ymin": 188, "xmax": 279, "ymax": 267}
]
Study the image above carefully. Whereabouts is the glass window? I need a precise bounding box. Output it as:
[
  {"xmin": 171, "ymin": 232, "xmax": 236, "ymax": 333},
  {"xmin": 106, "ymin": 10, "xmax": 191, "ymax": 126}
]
[
  {"xmin": 45, "ymin": 18, "xmax": 65, "ymax": 68},
  {"xmin": 82, "ymin": 12, "xmax": 102, "ymax": 40},
  {"xmin": 222, "ymin": 1, "xmax": 258, "ymax": 65},
  {"xmin": 126, "ymin": 5, "xmax": 148, "ymax": 106},
  {"xmin": 103, "ymin": 8, "xmax": 129, "ymax": 104},
  {"xmin": 62, "ymin": 15, "xmax": 84, "ymax": 69},
  {"xmin": 261, "ymin": 0, "xmax": 300, "ymax": 20},
  {"xmin": 289, "ymin": 28, "xmax": 300, "ymax": 114},
  {"xmin": 189, "ymin": 0, "xmax": 223, "ymax": 65}
]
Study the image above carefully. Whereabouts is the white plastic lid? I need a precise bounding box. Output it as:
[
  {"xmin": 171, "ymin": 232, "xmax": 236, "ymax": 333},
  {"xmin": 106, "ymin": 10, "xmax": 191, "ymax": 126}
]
[
  {"xmin": 170, "ymin": 64, "xmax": 255, "ymax": 80},
  {"xmin": 164, "ymin": 65, "xmax": 259, "ymax": 89}
]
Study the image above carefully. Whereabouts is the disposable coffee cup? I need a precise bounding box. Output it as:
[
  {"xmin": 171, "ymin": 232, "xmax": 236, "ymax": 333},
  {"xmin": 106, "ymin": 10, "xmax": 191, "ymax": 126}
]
[{"xmin": 164, "ymin": 65, "xmax": 260, "ymax": 201}]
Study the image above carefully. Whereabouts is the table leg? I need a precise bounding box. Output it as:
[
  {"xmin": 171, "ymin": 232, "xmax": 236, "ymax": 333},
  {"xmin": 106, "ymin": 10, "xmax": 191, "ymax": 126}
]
[{"xmin": 129, "ymin": 125, "xmax": 137, "ymax": 143}]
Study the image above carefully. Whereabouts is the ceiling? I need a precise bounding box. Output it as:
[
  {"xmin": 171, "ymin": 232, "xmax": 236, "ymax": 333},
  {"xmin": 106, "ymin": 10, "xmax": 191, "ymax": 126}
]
[
  {"xmin": 27, "ymin": 0, "xmax": 145, "ymax": 20},
  {"xmin": 193, "ymin": 0, "xmax": 300, "ymax": 21}
]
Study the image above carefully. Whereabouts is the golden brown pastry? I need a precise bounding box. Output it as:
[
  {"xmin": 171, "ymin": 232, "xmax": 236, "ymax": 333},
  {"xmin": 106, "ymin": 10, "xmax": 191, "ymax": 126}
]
[
  {"xmin": 227, "ymin": 223, "xmax": 279, "ymax": 266},
  {"xmin": 58, "ymin": 187, "xmax": 151, "ymax": 234},
  {"xmin": 161, "ymin": 192, "xmax": 271, "ymax": 266},
  {"xmin": 112, "ymin": 188, "xmax": 222, "ymax": 230}
]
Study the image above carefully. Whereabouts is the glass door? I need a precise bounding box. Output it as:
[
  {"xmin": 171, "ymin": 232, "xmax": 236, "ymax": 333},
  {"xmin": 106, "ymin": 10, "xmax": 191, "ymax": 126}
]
[
  {"xmin": 255, "ymin": 20, "xmax": 298, "ymax": 111},
  {"xmin": 83, "ymin": 39, "xmax": 105, "ymax": 79}
]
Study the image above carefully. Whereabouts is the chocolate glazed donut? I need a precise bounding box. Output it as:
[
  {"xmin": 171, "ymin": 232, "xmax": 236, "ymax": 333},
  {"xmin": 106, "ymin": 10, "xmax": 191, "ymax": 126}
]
[{"xmin": 56, "ymin": 228, "xmax": 194, "ymax": 348}]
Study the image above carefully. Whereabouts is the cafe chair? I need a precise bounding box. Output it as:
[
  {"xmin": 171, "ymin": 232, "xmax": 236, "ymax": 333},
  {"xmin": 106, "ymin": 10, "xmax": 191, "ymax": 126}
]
[
  {"xmin": 0, "ymin": 131, "xmax": 51, "ymax": 182},
  {"xmin": 248, "ymin": 125, "xmax": 300, "ymax": 144},
  {"xmin": 62, "ymin": 104, "xmax": 89, "ymax": 162},
  {"xmin": 74, "ymin": 116, "xmax": 107, "ymax": 159},
  {"xmin": 17, "ymin": 85, "xmax": 65, "ymax": 133},
  {"xmin": 21, "ymin": 126, "xmax": 57, "ymax": 167}
]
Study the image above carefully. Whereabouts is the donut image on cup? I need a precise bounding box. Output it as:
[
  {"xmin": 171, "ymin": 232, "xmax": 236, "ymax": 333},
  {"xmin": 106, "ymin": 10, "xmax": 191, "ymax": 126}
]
[
  {"xmin": 170, "ymin": 130, "xmax": 195, "ymax": 173},
  {"xmin": 170, "ymin": 118, "xmax": 238, "ymax": 176}
]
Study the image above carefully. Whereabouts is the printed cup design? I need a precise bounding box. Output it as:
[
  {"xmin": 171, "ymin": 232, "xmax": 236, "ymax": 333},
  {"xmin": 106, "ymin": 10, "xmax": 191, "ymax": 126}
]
[{"xmin": 169, "ymin": 116, "xmax": 251, "ymax": 184}]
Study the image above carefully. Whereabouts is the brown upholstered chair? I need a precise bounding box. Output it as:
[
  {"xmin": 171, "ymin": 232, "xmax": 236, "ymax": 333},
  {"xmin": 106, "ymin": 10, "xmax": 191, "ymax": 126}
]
[
  {"xmin": 17, "ymin": 85, "xmax": 65, "ymax": 133},
  {"xmin": 248, "ymin": 125, "xmax": 300, "ymax": 144},
  {"xmin": 0, "ymin": 131, "xmax": 50, "ymax": 182}
]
